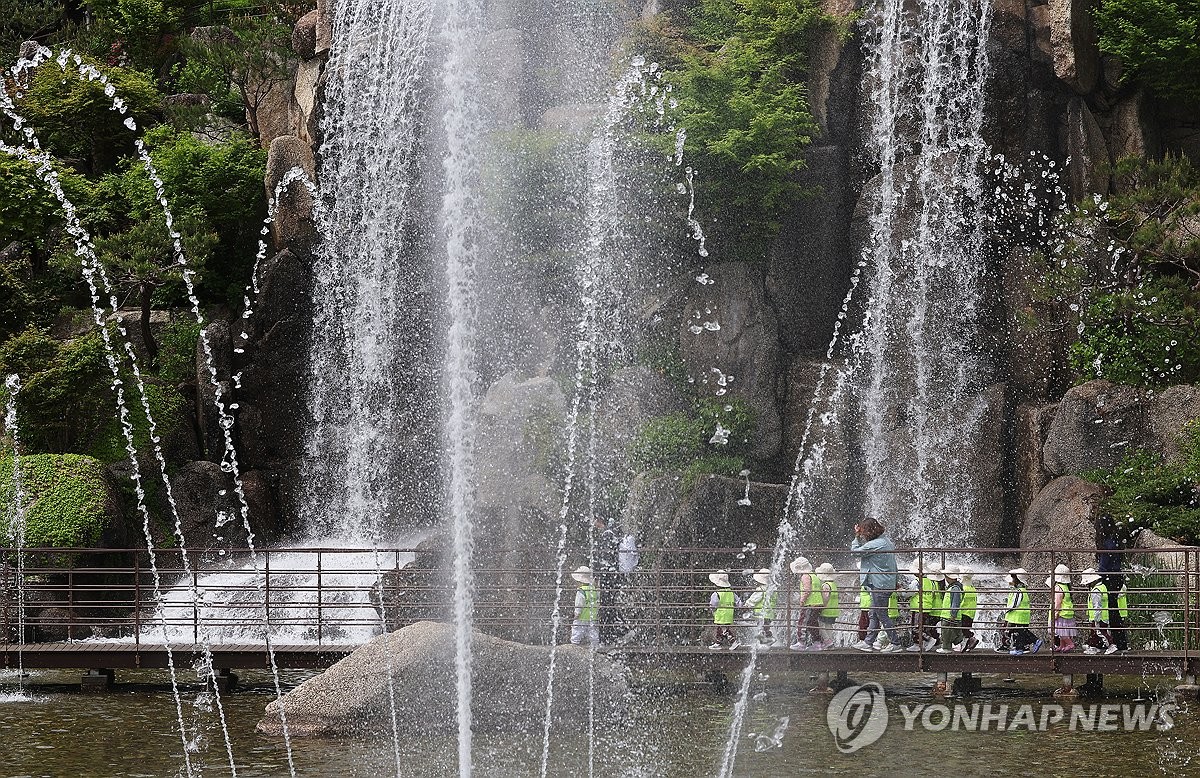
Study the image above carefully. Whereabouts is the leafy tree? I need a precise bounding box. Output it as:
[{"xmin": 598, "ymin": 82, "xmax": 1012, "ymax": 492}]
[
  {"xmin": 98, "ymin": 125, "xmax": 267, "ymax": 304},
  {"xmin": 0, "ymin": 155, "xmax": 64, "ymax": 277},
  {"xmin": 15, "ymin": 57, "xmax": 163, "ymax": 174},
  {"xmin": 0, "ymin": 0, "xmax": 65, "ymax": 62},
  {"xmin": 178, "ymin": 15, "xmax": 293, "ymax": 140},
  {"xmin": 1095, "ymin": 0, "xmax": 1200, "ymax": 103},
  {"xmin": 645, "ymin": 0, "xmax": 846, "ymax": 259},
  {"xmin": 1039, "ymin": 155, "xmax": 1200, "ymax": 386}
]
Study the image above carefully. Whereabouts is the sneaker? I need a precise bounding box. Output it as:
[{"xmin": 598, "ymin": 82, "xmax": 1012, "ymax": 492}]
[
  {"xmin": 965, "ymin": 638, "xmax": 979, "ymax": 652},
  {"xmin": 851, "ymin": 640, "xmax": 875, "ymax": 652},
  {"xmin": 819, "ymin": 641, "xmax": 836, "ymax": 651},
  {"xmin": 729, "ymin": 640, "xmax": 742, "ymax": 651},
  {"xmin": 1083, "ymin": 646, "xmax": 1100, "ymax": 655},
  {"xmin": 994, "ymin": 646, "xmax": 1009, "ymax": 653},
  {"xmin": 906, "ymin": 644, "xmax": 921, "ymax": 652},
  {"xmin": 708, "ymin": 643, "xmax": 723, "ymax": 650},
  {"xmin": 879, "ymin": 644, "xmax": 902, "ymax": 653},
  {"xmin": 1009, "ymin": 649, "xmax": 1025, "ymax": 656},
  {"xmin": 936, "ymin": 648, "xmax": 951, "ymax": 653},
  {"xmin": 1030, "ymin": 639, "xmax": 1044, "ymax": 654},
  {"xmin": 1104, "ymin": 644, "xmax": 1118, "ymax": 655},
  {"xmin": 923, "ymin": 637, "xmax": 937, "ymax": 651},
  {"xmin": 789, "ymin": 641, "xmax": 806, "ymax": 651}
]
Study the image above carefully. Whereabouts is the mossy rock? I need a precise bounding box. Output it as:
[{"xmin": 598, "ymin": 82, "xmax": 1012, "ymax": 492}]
[{"xmin": 1, "ymin": 453, "xmax": 123, "ymax": 554}]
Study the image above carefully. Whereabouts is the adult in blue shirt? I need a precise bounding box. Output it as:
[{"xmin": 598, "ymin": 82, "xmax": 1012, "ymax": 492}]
[{"xmin": 850, "ymin": 518, "xmax": 901, "ymax": 652}]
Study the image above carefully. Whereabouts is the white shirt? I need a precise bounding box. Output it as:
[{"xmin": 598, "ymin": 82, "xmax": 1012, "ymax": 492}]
[{"xmin": 617, "ymin": 534, "xmax": 639, "ymax": 573}]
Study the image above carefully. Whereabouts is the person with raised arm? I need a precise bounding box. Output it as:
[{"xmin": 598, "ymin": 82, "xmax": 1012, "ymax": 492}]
[{"xmin": 848, "ymin": 518, "xmax": 901, "ymax": 653}]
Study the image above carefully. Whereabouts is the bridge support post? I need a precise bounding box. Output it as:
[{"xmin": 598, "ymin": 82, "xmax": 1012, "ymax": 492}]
[
  {"xmin": 831, "ymin": 670, "xmax": 853, "ymax": 691},
  {"xmin": 81, "ymin": 668, "xmax": 114, "ymax": 692},
  {"xmin": 932, "ymin": 672, "xmax": 949, "ymax": 697},
  {"xmin": 952, "ymin": 672, "xmax": 981, "ymax": 695},
  {"xmin": 1079, "ymin": 672, "xmax": 1104, "ymax": 697},
  {"xmin": 810, "ymin": 671, "xmax": 833, "ymax": 695},
  {"xmin": 1054, "ymin": 674, "xmax": 1077, "ymax": 697},
  {"xmin": 215, "ymin": 668, "xmax": 238, "ymax": 692}
]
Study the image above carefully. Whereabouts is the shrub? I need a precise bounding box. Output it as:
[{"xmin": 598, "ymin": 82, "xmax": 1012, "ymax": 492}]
[
  {"xmin": 1, "ymin": 452, "xmax": 114, "ymax": 548},
  {"xmin": 1069, "ymin": 276, "xmax": 1200, "ymax": 385},
  {"xmin": 1095, "ymin": 0, "xmax": 1200, "ymax": 103},
  {"xmin": 641, "ymin": 0, "xmax": 847, "ymax": 259},
  {"xmin": 630, "ymin": 397, "xmax": 757, "ymax": 471},
  {"xmin": 0, "ymin": 329, "xmax": 114, "ymax": 455},
  {"xmin": 1085, "ymin": 421, "xmax": 1200, "ymax": 543},
  {"xmin": 681, "ymin": 455, "xmax": 747, "ymax": 490}
]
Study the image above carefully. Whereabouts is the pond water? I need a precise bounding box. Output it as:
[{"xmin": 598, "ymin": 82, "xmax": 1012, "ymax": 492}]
[{"xmin": 1, "ymin": 668, "xmax": 1195, "ymax": 776}]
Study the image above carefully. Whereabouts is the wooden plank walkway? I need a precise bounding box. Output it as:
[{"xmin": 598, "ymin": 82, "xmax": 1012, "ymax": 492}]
[{"xmin": 2, "ymin": 642, "xmax": 1195, "ymax": 677}]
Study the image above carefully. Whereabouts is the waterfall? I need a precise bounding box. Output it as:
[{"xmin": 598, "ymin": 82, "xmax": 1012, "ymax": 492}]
[
  {"xmin": 305, "ymin": 0, "xmax": 435, "ymax": 543},
  {"xmin": 854, "ymin": 0, "xmax": 995, "ymax": 545}
]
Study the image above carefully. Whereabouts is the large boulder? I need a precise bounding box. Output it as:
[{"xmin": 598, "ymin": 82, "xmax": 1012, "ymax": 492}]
[
  {"xmin": 265, "ymin": 136, "xmax": 319, "ymax": 259},
  {"xmin": 1064, "ymin": 97, "xmax": 1109, "ymax": 199},
  {"xmin": 168, "ymin": 461, "xmax": 274, "ymax": 547},
  {"xmin": 257, "ymin": 621, "xmax": 628, "ymax": 737},
  {"xmin": 292, "ymin": 10, "xmax": 320, "ymax": 59},
  {"xmin": 1040, "ymin": 380, "xmax": 1200, "ymax": 476},
  {"xmin": 678, "ymin": 262, "xmax": 782, "ymax": 461},
  {"xmin": 1020, "ymin": 475, "xmax": 1106, "ymax": 572},
  {"xmin": 1045, "ymin": 0, "xmax": 1100, "ymax": 93}
]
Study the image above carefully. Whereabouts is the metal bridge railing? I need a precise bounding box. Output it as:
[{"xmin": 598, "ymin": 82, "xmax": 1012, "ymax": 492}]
[{"xmin": 0, "ymin": 546, "xmax": 1196, "ymax": 656}]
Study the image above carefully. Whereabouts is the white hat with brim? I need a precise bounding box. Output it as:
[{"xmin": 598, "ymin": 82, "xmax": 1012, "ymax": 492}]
[
  {"xmin": 815, "ymin": 562, "xmax": 836, "ymax": 580},
  {"xmin": 753, "ymin": 568, "xmax": 771, "ymax": 586},
  {"xmin": 1008, "ymin": 568, "xmax": 1028, "ymax": 578},
  {"xmin": 942, "ymin": 566, "xmax": 959, "ymax": 580},
  {"xmin": 1046, "ymin": 563, "xmax": 1071, "ymax": 587},
  {"xmin": 709, "ymin": 570, "xmax": 731, "ymax": 588},
  {"xmin": 790, "ymin": 557, "xmax": 813, "ymax": 574},
  {"xmin": 571, "ymin": 566, "xmax": 593, "ymax": 584},
  {"xmin": 1080, "ymin": 568, "xmax": 1102, "ymax": 586}
]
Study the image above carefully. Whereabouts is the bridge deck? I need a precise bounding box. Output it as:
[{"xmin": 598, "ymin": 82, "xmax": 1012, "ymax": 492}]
[{"xmin": 2, "ymin": 643, "xmax": 1194, "ymax": 676}]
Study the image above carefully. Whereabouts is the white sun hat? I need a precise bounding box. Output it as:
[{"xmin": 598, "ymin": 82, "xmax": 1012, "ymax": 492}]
[
  {"xmin": 815, "ymin": 562, "xmax": 836, "ymax": 580},
  {"xmin": 1080, "ymin": 568, "xmax": 1102, "ymax": 586},
  {"xmin": 942, "ymin": 565, "xmax": 959, "ymax": 580},
  {"xmin": 753, "ymin": 568, "xmax": 771, "ymax": 586},
  {"xmin": 709, "ymin": 570, "xmax": 732, "ymax": 588},
  {"xmin": 570, "ymin": 565, "xmax": 593, "ymax": 584},
  {"xmin": 1045, "ymin": 563, "xmax": 1071, "ymax": 587},
  {"xmin": 1008, "ymin": 568, "xmax": 1028, "ymax": 578},
  {"xmin": 790, "ymin": 557, "xmax": 813, "ymax": 574},
  {"xmin": 925, "ymin": 563, "xmax": 944, "ymax": 581}
]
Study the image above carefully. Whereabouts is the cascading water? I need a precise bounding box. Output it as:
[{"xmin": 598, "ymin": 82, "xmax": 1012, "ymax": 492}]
[
  {"xmin": 305, "ymin": 0, "xmax": 436, "ymax": 542},
  {"xmin": 854, "ymin": 0, "xmax": 995, "ymax": 545},
  {"xmin": 3, "ymin": 374, "xmax": 28, "ymax": 699}
]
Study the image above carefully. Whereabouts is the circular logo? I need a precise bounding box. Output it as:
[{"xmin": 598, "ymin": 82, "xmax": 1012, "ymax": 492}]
[{"xmin": 826, "ymin": 683, "xmax": 888, "ymax": 754}]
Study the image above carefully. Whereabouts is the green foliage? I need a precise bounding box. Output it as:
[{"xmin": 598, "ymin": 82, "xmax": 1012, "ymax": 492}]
[
  {"xmin": 16, "ymin": 57, "xmax": 162, "ymax": 174},
  {"xmin": 1095, "ymin": 0, "xmax": 1200, "ymax": 103},
  {"xmin": 1041, "ymin": 155, "xmax": 1200, "ymax": 387},
  {"xmin": 177, "ymin": 15, "xmax": 294, "ymax": 140},
  {"xmin": 681, "ymin": 455, "xmax": 747, "ymax": 490},
  {"xmin": 0, "ymin": 329, "xmax": 115, "ymax": 455},
  {"xmin": 643, "ymin": 0, "xmax": 846, "ymax": 259},
  {"xmin": 1069, "ymin": 276, "xmax": 1200, "ymax": 385},
  {"xmin": 1085, "ymin": 421, "xmax": 1200, "ymax": 543},
  {"xmin": 630, "ymin": 397, "xmax": 757, "ymax": 471},
  {"xmin": 0, "ymin": 0, "xmax": 65, "ymax": 66},
  {"xmin": 156, "ymin": 319, "xmax": 200, "ymax": 385},
  {"xmin": 1, "ymin": 452, "xmax": 113, "ymax": 549},
  {"xmin": 92, "ymin": 125, "xmax": 266, "ymax": 305}
]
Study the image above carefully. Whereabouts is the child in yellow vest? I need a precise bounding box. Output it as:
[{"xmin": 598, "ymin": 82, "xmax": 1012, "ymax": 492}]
[
  {"xmin": 1081, "ymin": 568, "xmax": 1118, "ymax": 654},
  {"xmin": 1045, "ymin": 563, "xmax": 1077, "ymax": 653},
  {"xmin": 570, "ymin": 565, "xmax": 600, "ymax": 646},
  {"xmin": 707, "ymin": 570, "xmax": 742, "ymax": 650},
  {"xmin": 745, "ymin": 568, "xmax": 778, "ymax": 645},
  {"xmin": 813, "ymin": 563, "xmax": 840, "ymax": 650}
]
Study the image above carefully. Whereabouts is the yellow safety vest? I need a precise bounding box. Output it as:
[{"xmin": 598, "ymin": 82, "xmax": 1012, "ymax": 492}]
[
  {"xmin": 860, "ymin": 587, "xmax": 871, "ymax": 610},
  {"xmin": 714, "ymin": 588, "xmax": 736, "ymax": 625},
  {"xmin": 1005, "ymin": 586, "xmax": 1031, "ymax": 626},
  {"xmin": 820, "ymin": 581, "xmax": 839, "ymax": 618},
  {"xmin": 917, "ymin": 577, "xmax": 938, "ymax": 614},
  {"xmin": 888, "ymin": 591, "xmax": 900, "ymax": 619},
  {"xmin": 803, "ymin": 574, "xmax": 823, "ymax": 607},
  {"xmin": 961, "ymin": 582, "xmax": 977, "ymax": 620},
  {"xmin": 940, "ymin": 583, "xmax": 962, "ymax": 620},
  {"xmin": 1117, "ymin": 585, "xmax": 1129, "ymax": 619},
  {"xmin": 577, "ymin": 583, "xmax": 598, "ymax": 624},
  {"xmin": 1056, "ymin": 582, "xmax": 1074, "ymax": 620},
  {"xmin": 753, "ymin": 588, "xmax": 777, "ymax": 620}
]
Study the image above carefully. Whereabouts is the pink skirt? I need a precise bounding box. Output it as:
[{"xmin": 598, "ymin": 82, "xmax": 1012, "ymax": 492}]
[{"xmin": 1053, "ymin": 617, "xmax": 1077, "ymax": 637}]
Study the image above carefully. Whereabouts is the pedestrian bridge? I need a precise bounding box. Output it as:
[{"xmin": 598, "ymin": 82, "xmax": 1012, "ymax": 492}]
[{"xmin": 2, "ymin": 544, "xmax": 1197, "ymax": 692}]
